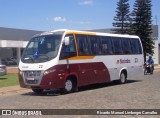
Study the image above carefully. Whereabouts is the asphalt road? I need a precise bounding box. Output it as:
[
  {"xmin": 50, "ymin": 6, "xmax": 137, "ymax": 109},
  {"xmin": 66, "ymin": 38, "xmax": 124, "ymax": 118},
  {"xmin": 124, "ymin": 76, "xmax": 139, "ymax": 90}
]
[{"xmin": 0, "ymin": 70, "xmax": 160, "ymax": 118}]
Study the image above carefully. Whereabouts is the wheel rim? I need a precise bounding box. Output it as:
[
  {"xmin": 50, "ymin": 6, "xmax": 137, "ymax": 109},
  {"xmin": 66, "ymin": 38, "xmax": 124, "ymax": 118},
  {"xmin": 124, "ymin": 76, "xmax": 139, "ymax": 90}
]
[
  {"xmin": 120, "ymin": 73, "xmax": 126, "ymax": 83},
  {"xmin": 65, "ymin": 80, "xmax": 73, "ymax": 92},
  {"xmin": 145, "ymin": 69, "xmax": 147, "ymax": 73}
]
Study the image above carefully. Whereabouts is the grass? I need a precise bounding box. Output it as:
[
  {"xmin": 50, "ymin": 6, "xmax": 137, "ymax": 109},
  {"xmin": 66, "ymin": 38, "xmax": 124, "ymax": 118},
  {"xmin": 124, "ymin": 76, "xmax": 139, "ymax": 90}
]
[{"xmin": 0, "ymin": 73, "xmax": 19, "ymax": 88}]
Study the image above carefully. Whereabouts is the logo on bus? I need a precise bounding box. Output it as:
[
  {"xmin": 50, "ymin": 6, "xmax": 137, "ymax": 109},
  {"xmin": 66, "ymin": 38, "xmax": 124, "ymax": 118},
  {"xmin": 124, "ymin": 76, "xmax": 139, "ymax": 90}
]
[
  {"xmin": 135, "ymin": 58, "xmax": 138, "ymax": 63},
  {"xmin": 116, "ymin": 59, "xmax": 131, "ymax": 64}
]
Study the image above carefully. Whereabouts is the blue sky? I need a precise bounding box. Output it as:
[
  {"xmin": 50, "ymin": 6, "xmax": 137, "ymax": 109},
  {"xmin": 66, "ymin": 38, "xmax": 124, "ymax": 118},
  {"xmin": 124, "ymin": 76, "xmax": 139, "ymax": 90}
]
[{"xmin": 0, "ymin": 0, "xmax": 159, "ymax": 31}]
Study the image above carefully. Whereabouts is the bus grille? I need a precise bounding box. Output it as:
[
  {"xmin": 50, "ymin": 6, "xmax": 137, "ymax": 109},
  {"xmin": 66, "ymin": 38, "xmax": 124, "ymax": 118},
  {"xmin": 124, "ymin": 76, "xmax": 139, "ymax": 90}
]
[
  {"xmin": 25, "ymin": 80, "xmax": 39, "ymax": 84},
  {"xmin": 23, "ymin": 71, "xmax": 41, "ymax": 77},
  {"xmin": 23, "ymin": 71, "xmax": 41, "ymax": 84}
]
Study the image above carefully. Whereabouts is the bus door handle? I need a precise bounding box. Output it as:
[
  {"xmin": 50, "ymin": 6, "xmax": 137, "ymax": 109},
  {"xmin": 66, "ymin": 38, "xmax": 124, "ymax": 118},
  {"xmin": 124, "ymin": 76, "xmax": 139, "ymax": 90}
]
[{"xmin": 114, "ymin": 68, "xmax": 117, "ymax": 70}]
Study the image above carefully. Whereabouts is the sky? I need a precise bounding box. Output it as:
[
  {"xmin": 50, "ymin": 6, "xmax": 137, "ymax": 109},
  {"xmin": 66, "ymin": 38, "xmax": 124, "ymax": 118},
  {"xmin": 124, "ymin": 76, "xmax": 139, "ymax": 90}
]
[{"xmin": 0, "ymin": 0, "xmax": 159, "ymax": 32}]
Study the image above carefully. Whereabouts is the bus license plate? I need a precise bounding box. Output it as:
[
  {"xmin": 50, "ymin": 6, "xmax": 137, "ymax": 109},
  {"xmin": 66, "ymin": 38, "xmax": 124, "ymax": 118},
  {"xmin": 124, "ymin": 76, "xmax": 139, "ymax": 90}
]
[{"xmin": 27, "ymin": 78, "xmax": 35, "ymax": 80}]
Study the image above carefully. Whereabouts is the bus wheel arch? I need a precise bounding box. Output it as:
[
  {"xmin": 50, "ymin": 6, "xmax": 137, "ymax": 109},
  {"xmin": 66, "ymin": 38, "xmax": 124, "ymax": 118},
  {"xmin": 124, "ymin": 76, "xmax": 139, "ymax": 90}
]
[
  {"xmin": 119, "ymin": 69, "xmax": 127, "ymax": 84},
  {"xmin": 63, "ymin": 75, "xmax": 78, "ymax": 93}
]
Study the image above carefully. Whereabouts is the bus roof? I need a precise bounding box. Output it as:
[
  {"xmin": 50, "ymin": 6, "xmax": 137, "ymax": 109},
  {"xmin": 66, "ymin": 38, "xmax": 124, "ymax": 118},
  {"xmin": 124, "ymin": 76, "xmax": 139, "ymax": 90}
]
[{"xmin": 37, "ymin": 29, "xmax": 140, "ymax": 39}]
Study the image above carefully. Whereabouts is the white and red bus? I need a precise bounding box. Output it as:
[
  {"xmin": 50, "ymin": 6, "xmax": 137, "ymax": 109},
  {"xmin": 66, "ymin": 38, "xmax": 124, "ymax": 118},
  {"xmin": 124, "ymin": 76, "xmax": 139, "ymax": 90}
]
[{"xmin": 18, "ymin": 29, "xmax": 144, "ymax": 94}]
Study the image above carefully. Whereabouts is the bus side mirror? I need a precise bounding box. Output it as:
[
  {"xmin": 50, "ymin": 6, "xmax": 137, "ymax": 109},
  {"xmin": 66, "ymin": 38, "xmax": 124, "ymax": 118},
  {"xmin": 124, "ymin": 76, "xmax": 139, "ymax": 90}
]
[{"xmin": 64, "ymin": 36, "xmax": 70, "ymax": 46}]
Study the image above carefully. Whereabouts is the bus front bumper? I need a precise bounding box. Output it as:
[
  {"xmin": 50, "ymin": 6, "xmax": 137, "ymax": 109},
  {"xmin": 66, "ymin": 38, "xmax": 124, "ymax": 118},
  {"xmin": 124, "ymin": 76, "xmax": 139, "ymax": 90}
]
[{"xmin": 18, "ymin": 70, "xmax": 65, "ymax": 89}]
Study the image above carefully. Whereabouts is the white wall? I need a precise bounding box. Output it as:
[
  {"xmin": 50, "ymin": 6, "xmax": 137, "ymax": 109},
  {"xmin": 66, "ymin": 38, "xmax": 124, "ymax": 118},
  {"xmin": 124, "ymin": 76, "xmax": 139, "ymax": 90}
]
[{"xmin": 153, "ymin": 40, "xmax": 159, "ymax": 64}]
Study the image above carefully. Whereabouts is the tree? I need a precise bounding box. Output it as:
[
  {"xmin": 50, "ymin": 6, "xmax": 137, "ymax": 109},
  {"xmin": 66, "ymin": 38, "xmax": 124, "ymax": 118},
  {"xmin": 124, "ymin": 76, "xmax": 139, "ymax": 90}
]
[
  {"xmin": 112, "ymin": 0, "xmax": 130, "ymax": 34},
  {"xmin": 131, "ymin": 0, "xmax": 154, "ymax": 61}
]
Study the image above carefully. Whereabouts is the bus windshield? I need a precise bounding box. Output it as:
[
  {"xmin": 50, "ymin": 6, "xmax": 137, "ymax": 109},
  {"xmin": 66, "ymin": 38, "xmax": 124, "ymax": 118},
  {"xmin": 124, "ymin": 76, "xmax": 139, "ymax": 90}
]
[{"xmin": 21, "ymin": 34, "xmax": 62, "ymax": 63}]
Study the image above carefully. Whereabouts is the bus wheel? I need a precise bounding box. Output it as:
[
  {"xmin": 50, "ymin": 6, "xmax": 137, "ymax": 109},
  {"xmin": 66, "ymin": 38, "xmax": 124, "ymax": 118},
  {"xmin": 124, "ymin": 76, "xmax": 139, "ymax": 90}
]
[
  {"xmin": 119, "ymin": 72, "xmax": 127, "ymax": 84},
  {"xmin": 63, "ymin": 78, "xmax": 76, "ymax": 93},
  {"xmin": 32, "ymin": 89, "xmax": 44, "ymax": 94}
]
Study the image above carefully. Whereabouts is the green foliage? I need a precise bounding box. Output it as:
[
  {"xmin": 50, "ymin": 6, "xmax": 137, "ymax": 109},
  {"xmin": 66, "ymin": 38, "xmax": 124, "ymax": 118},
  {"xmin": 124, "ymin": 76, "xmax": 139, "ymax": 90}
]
[
  {"xmin": 112, "ymin": 0, "xmax": 131, "ymax": 34},
  {"xmin": 131, "ymin": 0, "xmax": 154, "ymax": 60},
  {"xmin": 0, "ymin": 74, "xmax": 19, "ymax": 87},
  {"xmin": 113, "ymin": 0, "xmax": 154, "ymax": 61}
]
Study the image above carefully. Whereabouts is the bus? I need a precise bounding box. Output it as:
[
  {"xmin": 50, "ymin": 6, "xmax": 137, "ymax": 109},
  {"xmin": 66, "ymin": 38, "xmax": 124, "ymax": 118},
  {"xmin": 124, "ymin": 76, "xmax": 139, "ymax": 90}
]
[{"xmin": 18, "ymin": 29, "xmax": 144, "ymax": 94}]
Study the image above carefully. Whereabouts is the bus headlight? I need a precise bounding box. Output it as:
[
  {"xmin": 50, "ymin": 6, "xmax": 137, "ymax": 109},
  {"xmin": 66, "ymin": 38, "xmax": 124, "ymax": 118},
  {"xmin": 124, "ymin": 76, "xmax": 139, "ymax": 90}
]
[
  {"xmin": 44, "ymin": 69, "xmax": 56, "ymax": 76},
  {"xmin": 19, "ymin": 69, "xmax": 23, "ymax": 76}
]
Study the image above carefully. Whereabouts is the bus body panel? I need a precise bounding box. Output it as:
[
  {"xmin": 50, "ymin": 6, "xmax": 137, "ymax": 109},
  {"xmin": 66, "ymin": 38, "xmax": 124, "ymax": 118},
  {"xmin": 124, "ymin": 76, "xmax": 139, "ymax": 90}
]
[
  {"xmin": 19, "ymin": 61, "xmax": 110, "ymax": 89},
  {"xmin": 59, "ymin": 60, "xmax": 110, "ymax": 86},
  {"xmin": 18, "ymin": 29, "xmax": 144, "ymax": 90}
]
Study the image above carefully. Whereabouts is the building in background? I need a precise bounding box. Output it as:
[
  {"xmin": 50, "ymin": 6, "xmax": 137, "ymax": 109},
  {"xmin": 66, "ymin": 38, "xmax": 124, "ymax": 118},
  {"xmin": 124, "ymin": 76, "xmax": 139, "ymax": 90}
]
[
  {"xmin": 0, "ymin": 25, "xmax": 159, "ymax": 66},
  {"xmin": 151, "ymin": 25, "xmax": 159, "ymax": 65},
  {"xmin": 0, "ymin": 27, "xmax": 43, "ymax": 66},
  {"xmin": 159, "ymin": 43, "xmax": 160, "ymax": 64}
]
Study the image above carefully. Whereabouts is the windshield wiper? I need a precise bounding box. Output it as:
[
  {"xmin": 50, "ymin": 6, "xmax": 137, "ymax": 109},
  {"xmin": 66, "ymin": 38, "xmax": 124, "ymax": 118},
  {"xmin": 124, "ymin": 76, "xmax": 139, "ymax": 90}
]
[
  {"xmin": 23, "ymin": 55, "xmax": 34, "ymax": 62},
  {"xmin": 39, "ymin": 55, "xmax": 50, "ymax": 61}
]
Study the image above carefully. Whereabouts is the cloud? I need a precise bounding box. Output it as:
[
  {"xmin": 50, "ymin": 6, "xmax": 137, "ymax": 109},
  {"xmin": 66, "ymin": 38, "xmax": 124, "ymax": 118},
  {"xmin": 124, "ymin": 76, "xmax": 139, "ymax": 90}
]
[
  {"xmin": 53, "ymin": 17, "xmax": 66, "ymax": 22},
  {"xmin": 46, "ymin": 17, "xmax": 91, "ymax": 26},
  {"xmin": 79, "ymin": 0, "xmax": 93, "ymax": 5}
]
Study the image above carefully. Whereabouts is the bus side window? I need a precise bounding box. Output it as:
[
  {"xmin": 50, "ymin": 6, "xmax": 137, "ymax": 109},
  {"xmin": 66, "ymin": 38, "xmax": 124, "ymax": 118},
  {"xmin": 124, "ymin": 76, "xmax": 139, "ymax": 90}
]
[
  {"xmin": 130, "ymin": 39, "xmax": 142, "ymax": 54},
  {"xmin": 122, "ymin": 38, "xmax": 131, "ymax": 54},
  {"xmin": 89, "ymin": 36, "xmax": 101, "ymax": 55},
  {"xmin": 76, "ymin": 35, "xmax": 90, "ymax": 56},
  {"xmin": 112, "ymin": 37, "xmax": 123, "ymax": 55},
  {"xmin": 101, "ymin": 36, "xmax": 113, "ymax": 55},
  {"xmin": 60, "ymin": 35, "xmax": 76, "ymax": 59}
]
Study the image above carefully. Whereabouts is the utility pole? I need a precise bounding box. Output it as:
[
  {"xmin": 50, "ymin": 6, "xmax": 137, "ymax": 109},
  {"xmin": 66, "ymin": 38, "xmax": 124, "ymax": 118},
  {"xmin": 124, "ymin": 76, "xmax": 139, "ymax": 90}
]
[{"xmin": 155, "ymin": 16, "xmax": 157, "ymax": 25}]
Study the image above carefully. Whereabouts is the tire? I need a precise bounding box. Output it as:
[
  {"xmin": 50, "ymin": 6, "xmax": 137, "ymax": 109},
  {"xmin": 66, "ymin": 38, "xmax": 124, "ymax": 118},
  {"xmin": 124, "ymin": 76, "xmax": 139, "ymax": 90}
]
[
  {"xmin": 63, "ymin": 78, "xmax": 76, "ymax": 93},
  {"xmin": 119, "ymin": 72, "xmax": 127, "ymax": 84},
  {"xmin": 144, "ymin": 69, "xmax": 147, "ymax": 75},
  {"xmin": 32, "ymin": 89, "xmax": 44, "ymax": 94},
  {"xmin": 150, "ymin": 68, "xmax": 153, "ymax": 75}
]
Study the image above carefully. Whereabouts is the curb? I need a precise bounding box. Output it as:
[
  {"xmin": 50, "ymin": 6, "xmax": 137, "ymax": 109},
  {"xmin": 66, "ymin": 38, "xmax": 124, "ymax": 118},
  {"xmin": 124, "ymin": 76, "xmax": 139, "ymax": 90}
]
[{"xmin": 0, "ymin": 85, "xmax": 30, "ymax": 95}]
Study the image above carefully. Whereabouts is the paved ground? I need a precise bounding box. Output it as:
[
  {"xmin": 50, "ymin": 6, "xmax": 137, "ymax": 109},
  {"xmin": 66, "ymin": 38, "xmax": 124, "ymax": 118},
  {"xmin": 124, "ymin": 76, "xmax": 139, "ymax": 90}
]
[{"xmin": 0, "ymin": 69, "xmax": 160, "ymax": 118}]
